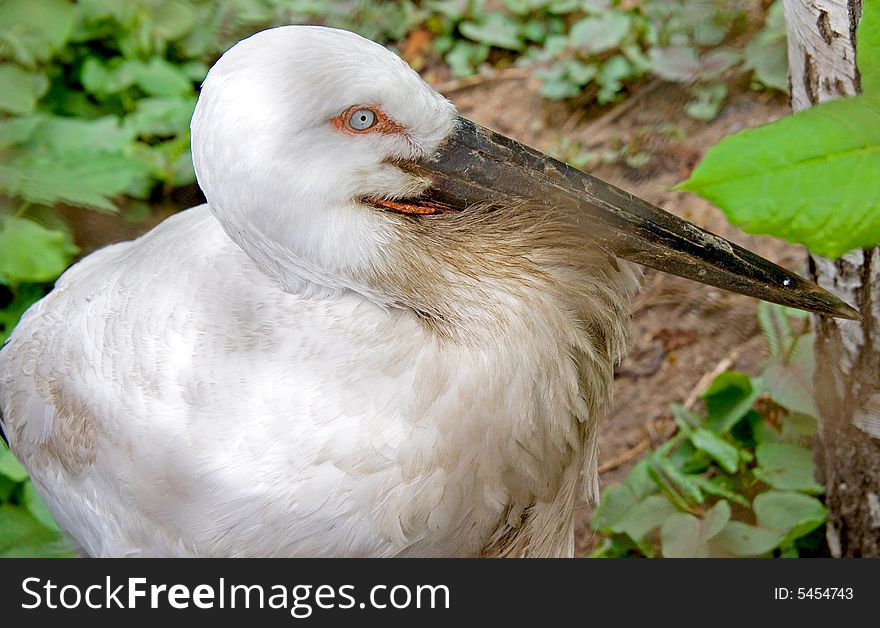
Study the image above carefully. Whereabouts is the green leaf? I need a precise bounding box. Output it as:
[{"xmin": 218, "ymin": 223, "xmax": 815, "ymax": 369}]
[
  {"xmin": 680, "ymin": 94, "xmax": 880, "ymax": 258},
  {"xmin": 743, "ymin": 1, "xmax": 788, "ymax": 92},
  {"xmin": 30, "ymin": 114, "xmax": 136, "ymax": 154},
  {"xmin": 0, "ymin": 150, "xmax": 152, "ymax": 212},
  {"xmin": 539, "ymin": 76, "xmax": 581, "ymax": 100},
  {"xmin": 444, "ymin": 40, "xmax": 489, "ymax": 78},
  {"xmin": 0, "ymin": 283, "xmax": 44, "ymax": 343},
  {"xmin": 592, "ymin": 460, "xmax": 655, "ymax": 531},
  {"xmin": 649, "ymin": 46, "xmax": 700, "ymax": 82},
  {"xmin": 688, "ymin": 475, "xmax": 750, "ymax": 508},
  {"xmin": 133, "ymin": 57, "xmax": 194, "ymax": 97},
  {"xmin": 0, "ymin": 447, "xmax": 29, "ymax": 482},
  {"xmin": 702, "ymin": 371, "xmax": 763, "ymax": 433},
  {"xmin": 459, "ymin": 14, "xmax": 524, "ymax": 50},
  {"xmin": 698, "ymin": 49, "xmax": 741, "ymax": 80},
  {"xmin": 648, "ymin": 454, "xmax": 704, "ymax": 508},
  {"xmin": 0, "ymin": 63, "xmax": 49, "ymax": 114},
  {"xmin": 565, "ymin": 59, "xmax": 597, "ymax": 85},
  {"xmin": 660, "ymin": 500, "xmax": 730, "ymax": 557},
  {"xmin": 597, "ymin": 55, "xmax": 632, "ymax": 103},
  {"xmin": 150, "ymin": 0, "xmax": 197, "ymax": 44},
  {"xmin": 0, "ymin": 116, "xmax": 41, "ymax": 149},
  {"xmin": 689, "ymin": 427, "xmax": 741, "ymax": 473},
  {"xmin": 754, "ymin": 490, "xmax": 826, "ymax": 545},
  {"xmin": 569, "ymin": 12, "xmax": 631, "ymax": 54},
  {"xmin": 125, "ymin": 96, "xmax": 197, "ymax": 138},
  {"xmin": 611, "ymin": 494, "xmax": 678, "ymax": 541},
  {"xmin": 762, "ymin": 333, "xmax": 818, "ymax": 416},
  {"xmin": 0, "ymin": 504, "xmax": 73, "ymax": 557},
  {"xmin": 754, "ymin": 442, "xmax": 824, "ymax": 493},
  {"xmin": 757, "ymin": 301, "xmax": 791, "ymax": 358},
  {"xmin": 0, "ymin": 474, "xmax": 16, "ymax": 502},
  {"xmin": 22, "ymin": 481, "xmax": 61, "ymax": 531},
  {"xmin": 713, "ymin": 520, "xmax": 782, "ymax": 556},
  {"xmin": 0, "ymin": 0, "xmax": 75, "ymax": 66},
  {"xmin": 685, "ymin": 83, "xmax": 727, "ymax": 121},
  {"xmin": 82, "ymin": 57, "xmax": 137, "ymax": 95},
  {"xmin": 0, "ymin": 216, "xmax": 78, "ymax": 284},
  {"xmin": 858, "ymin": 0, "xmax": 880, "ymax": 94}
]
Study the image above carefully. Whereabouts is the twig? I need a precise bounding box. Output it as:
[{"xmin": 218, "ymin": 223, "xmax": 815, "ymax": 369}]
[
  {"xmin": 578, "ymin": 79, "xmax": 664, "ymax": 137},
  {"xmin": 598, "ymin": 345, "xmax": 744, "ymax": 474},
  {"xmin": 598, "ymin": 439, "xmax": 650, "ymax": 474},
  {"xmin": 435, "ymin": 67, "xmax": 531, "ymax": 95},
  {"xmin": 682, "ymin": 345, "xmax": 744, "ymax": 410}
]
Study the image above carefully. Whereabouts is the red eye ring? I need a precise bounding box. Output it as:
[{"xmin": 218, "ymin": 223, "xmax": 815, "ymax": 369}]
[{"xmin": 330, "ymin": 105, "xmax": 406, "ymax": 136}]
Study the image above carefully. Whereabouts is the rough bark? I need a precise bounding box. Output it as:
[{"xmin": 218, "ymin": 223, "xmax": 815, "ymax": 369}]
[{"xmin": 782, "ymin": 0, "xmax": 880, "ymax": 556}]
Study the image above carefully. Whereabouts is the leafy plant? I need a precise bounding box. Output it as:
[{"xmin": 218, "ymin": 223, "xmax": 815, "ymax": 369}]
[
  {"xmin": 592, "ymin": 304, "xmax": 828, "ymax": 558},
  {"xmin": 0, "ymin": 444, "xmax": 75, "ymax": 556},
  {"xmin": 681, "ymin": 0, "xmax": 880, "ymax": 258}
]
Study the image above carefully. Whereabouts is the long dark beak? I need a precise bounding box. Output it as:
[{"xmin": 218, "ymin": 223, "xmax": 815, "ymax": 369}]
[{"xmin": 375, "ymin": 117, "xmax": 859, "ymax": 320}]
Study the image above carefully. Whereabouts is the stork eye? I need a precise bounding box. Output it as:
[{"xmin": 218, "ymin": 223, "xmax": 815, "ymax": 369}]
[{"xmin": 348, "ymin": 108, "xmax": 377, "ymax": 131}]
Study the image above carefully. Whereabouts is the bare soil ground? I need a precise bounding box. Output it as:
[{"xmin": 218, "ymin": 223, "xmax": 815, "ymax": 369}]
[{"xmin": 61, "ymin": 72, "xmax": 797, "ymax": 557}]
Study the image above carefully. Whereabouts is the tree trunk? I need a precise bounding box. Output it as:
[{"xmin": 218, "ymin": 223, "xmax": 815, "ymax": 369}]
[{"xmin": 782, "ymin": 0, "xmax": 880, "ymax": 556}]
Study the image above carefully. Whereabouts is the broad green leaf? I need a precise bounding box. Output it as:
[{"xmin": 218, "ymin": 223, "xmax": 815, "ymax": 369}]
[
  {"xmin": 591, "ymin": 460, "xmax": 655, "ymax": 531},
  {"xmin": 22, "ymin": 481, "xmax": 61, "ymax": 531},
  {"xmin": 0, "ymin": 63, "xmax": 49, "ymax": 114},
  {"xmin": 648, "ymin": 454, "xmax": 704, "ymax": 508},
  {"xmin": 0, "ymin": 150, "xmax": 152, "ymax": 212},
  {"xmin": 569, "ymin": 13, "xmax": 631, "ymax": 54},
  {"xmin": 125, "ymin": 96, "xmax": 196, "ymax": 138},
  {"xmin": 680, "ymin": 94, "xmax": 880, "ymax": 258},
  {"xmin": 699, "ymin": 49, "xmax": 741, "ymax": 80},
  {"xmin": 660, "ymin": 500, "xmax": 730, "ymax": 557},
  {"xmin": 0, "ymin": 504, "xmax": 73, "ymax": 557},
  {"xmin": 0, "ymin": 447, "xmax": 29, "ymax": 482},
  {"xmin": 611, "ymin": 494, "xmax": 678, "ymax": 541},
  {"xmin": 133, "ymin": 57, "xmax": 194, "ymax": 97},
  {"xmin": 0, "ymin": 475, "xmax": 16, "ymax": 502},
  {"xmin": 151, "ymin": 0, "xmax": 197, "ymax": 44},
  {"xmin": 0, "ymin": 216, "xmax": 78, "ymax": 284},
  {"xmin": 743, "ymin": 0, "xmax": 788, "ymax": 92},
  {"xmin": 29, "ymin": 115, "xmax": 136, "ymax": 154},
  {"xmin": 597, "ymin": 55, "xmax": 632, "ymax": 103},
  {"xmin": 685, "ymin": 83, "xmax": 727, "ymax": 121},
  {"xmin": 444, "ymin": 40, "xmax": 489, "ymax": 78},
  {"xmin": 762, "ymin": 333, "xmax": 818, "ymax": 416},
  {"xmin": 713, "ymin": 521, "xmax": 782, "ymax": 556},
  {"xmin": 565, "ymin": 59, "xmax": 597, "ymax": 85},
  {"xmin": 0, "ymin": 0, "xmax": 75, "ymax": 66},
  {"xmin": 82, "ymin": 57, "xmax": 138, "ymax": 95},
  {"xmin": 0, "ymin": 116, "xmax": 41, "ymax": 149},
  {"xmin": 859, "ymin": 0, "xmax": 880, "ymax": 94},
  {"xmin": 459, "ymin": 14, "xmax": 524, "ymax": 51},
  {"xmin": 649, "ymin": 46, "xmax": 700, "ymax": 82},
  {"xmin": 689, "ymin": 475, "xmax": 750, "ymax": 508},
  {"xmin": 757, "ymin": 301, "xmax": 791, "ymax": 358},
  {"xmin": 781, "ymin": 412, "xmax": 818, "ymax": 442},
  {"xmin": 539, "ymin": 76, "xmax": 581, "ymax": 100},
  {"xmin": 688, "ymin": 427, "xmax": 741, "ymax": 473},
  {"xmin": 754, "ymin": 442, "xmax": 824, "ymax": 493},
  {"xmin": 0, "ymin": 283, "xmax": 44, "ymax": 343},
  {"xmin": 754, "ymin": 490, "xmax": 826, "ymax": 545},
  {"xmin": 702, "ymin": 371, "xmax": 763, "ymax": 433}
]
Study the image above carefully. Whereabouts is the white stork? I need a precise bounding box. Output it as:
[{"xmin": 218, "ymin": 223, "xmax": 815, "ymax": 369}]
[{"xmin": 0, "ymin": 26, "xmax": 857, "ymax": 557}]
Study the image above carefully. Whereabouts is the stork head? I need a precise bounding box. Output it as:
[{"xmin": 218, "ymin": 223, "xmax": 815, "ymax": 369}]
[{"xmin": 192, "ymin": 25, "xmax": 858, "ymax": 327}]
